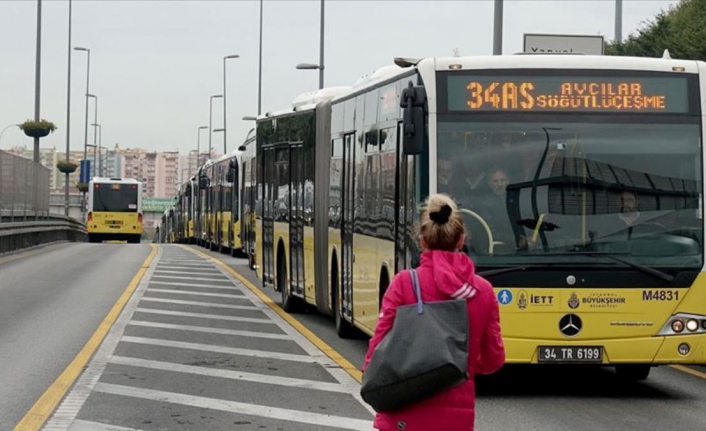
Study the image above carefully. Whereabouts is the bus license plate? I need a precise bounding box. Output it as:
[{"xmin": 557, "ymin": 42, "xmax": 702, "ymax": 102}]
[{"xmin": 538, "ymin": 346, "xmax": 602, "ymax": 363}]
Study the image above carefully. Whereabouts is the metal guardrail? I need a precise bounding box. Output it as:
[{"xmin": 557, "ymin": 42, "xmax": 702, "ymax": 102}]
[{"xmin": 0, "ymin": 214, "xmax": 87, "ymax": 255}]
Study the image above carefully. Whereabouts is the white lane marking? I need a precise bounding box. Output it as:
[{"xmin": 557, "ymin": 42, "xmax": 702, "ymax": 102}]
[
  {"xmin": 158, "ymin": 261, "xmax": 215, "ymax": 267},
  {"xmin": 151, "ymin": 275, "xmax": 230, "ymax": 282},
  {"xmin": 153, "ymin": 270, "xmax": 224, "ymax": 276},
  {"xmin": 155, "ymin": 266, "xmax": 220, "ymax": 272},
  {"xmin": 149, "ymin": 281, "xmax": 243, "ymax": 291},
  {"xmin": 120, "ymin": 336, "xmax": 317, "ymax": 363},
  {"xmin": 185, "ymin": 247, "xmax": 377, "ymax": 417},
  {"xmin": 93, "ymin": 383, "xmax": 373, "ymax": 430},
  {"xmin": 128, "ymin": 321, "xmax": 289, "ymax": 340},
  {"xmin": 146, "ymin": 288, "xmax": 246, "ymax": 299},
  {"xmin": 65, "ymin": 419, "xmax": 141, "ymax": 431},
  {"xmin": 110, "ymin": 356, "xmax": 347, "ymax": 393},
  {"xmin": 140, "ymin": 297, "xmax": 258, "ymax": 310},
  {"xmin": 42, "ymin": 246, "xmax": 164, "ymax": 430},
  {"xmin": 134, "ymin": 307, "xmax": 275, "ymax": 324}
]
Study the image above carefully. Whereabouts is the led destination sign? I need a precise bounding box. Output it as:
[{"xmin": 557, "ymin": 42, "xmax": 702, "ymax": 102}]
[{"xmin": 445, "ymin": 75, "xmax": 690, "ymax": 113}]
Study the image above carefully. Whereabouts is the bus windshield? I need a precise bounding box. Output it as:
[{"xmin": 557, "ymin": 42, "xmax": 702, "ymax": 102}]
[
  {"xmin": 437, "ymin": 120, "xmax": 703, "ymax": 270},
  {"xmin": 93, "ymin": 183, "xmax": 139, "ymax": 212}
]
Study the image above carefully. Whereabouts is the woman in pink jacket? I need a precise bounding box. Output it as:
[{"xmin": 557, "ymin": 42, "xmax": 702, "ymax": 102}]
[{"xmin": 362, "ymin": 193, "xmax": 506, "ymax": 431}]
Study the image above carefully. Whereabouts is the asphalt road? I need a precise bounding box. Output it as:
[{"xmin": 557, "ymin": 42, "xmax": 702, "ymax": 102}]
[
  {"xmin": 0, "ymin": 242, "xmax": 151, "ymax": 430},
  {"xmin": 5, "ymin": 242, "xmax": 706, "ymax": 430},
  {"xmin": 195, "ymin": 245, "xmax": 706, "ymax": 431}
]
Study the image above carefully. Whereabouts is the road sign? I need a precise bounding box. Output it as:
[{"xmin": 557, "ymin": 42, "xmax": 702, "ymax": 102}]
[
  {"xmin": 498, "ymin": 289, "xmax": 513, "ymax": 305},
  {"xmin": 523, "ymin": 33, "xmax": 604, "ymax": 55},
  {"xmin": 79, "ymin": 160, "xmax": 91, "ymax": 184},
  {"xmin": 143, "ymin": 197, "xmax": 175, "ymax": 213}
]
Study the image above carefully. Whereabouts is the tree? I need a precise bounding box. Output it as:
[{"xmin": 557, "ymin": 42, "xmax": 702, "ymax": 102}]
[{"xmin": 605, "ymin": 0, "xmax": 706, "ymax": 61}]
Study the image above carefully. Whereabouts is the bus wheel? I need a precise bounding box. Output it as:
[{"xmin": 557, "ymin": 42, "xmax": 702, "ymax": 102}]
[
  {"xmin": 128, "ymin": 235, "xmax": 141, "ymax": 244},
  {"xmin": 87, "ymin": 234, "xmax": 100, "ymax": 243},
  {"xmin": 615, "ymin": 365, "xmax": 651, "ymax": 381},
  {"xmin": 279, "ymin": 256, "xmax": 302, "ymax": 313}
]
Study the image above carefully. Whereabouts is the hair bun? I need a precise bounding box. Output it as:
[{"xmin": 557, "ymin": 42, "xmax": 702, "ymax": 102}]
[{"xmin": 429, "ymin": 204, "xmax": 452, "ymax": 224}]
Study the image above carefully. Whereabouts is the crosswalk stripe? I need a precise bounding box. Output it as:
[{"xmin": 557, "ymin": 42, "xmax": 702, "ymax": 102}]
[
  {"xmin": 134, "ymin": 307, "xmax": 275, "ymax": 324},
  {"xmin": 149, "ymin": 281, "xmax": 243, "ymax": 291},
  {"xmin": 152, "ymin": 275, "xmax": 230, "ymax": 282},
  {"xmin": 109, "ymin": 356, "xmax": 346, "ymax": 393},
  {"xmin": 93, "ymin": 383, "xmax": 373, "ymax": 430},
  {"xmin": 155, "ymin": 266, "xmax": 220, "ymax": 272},
  {"xmin": 128, "ymin": 321, "xmax": 289, "ymax": 340},
  {"xmin": 139, "ymin": 297, "xmax": 258, "ymax": 310},
  {"xmin": 153, "ymin": 270, "xmax": 224, "ymax": 276},
  {"xmin": 146, "ymin": 288, "xmax": 246, "ymax": 299},
  {"xmin": 57, "ymin": 419, "xmax": 141, "ymax": 431},
  {"xmin": 120, "ymin": 336, "xmax": 317, "ymax": 363}
]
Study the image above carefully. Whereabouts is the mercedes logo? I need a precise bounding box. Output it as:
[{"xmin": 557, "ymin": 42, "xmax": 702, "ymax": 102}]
[{"xmin": 559, "ymin": 314, "xmax": 582, "ymax": 337}]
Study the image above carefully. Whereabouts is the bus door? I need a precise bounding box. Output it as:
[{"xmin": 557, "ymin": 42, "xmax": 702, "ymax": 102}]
[
  {"xmin": 395, "ymin": 123, "xmax": 416, "ymax": 271},
  {"xmin": 341, "ymin": 133, "xmax": 356, "ymax": 320},
  {"xmin": 230, "ymin": 159, "xmax": 239, "ymax": 249},
  {"xmin": 262, "ymin": 147, "xmax": 276, "ymax": 286},
  {"xmin": 289, "ymin": 143, "xmax": 304, "ymax": 296}
]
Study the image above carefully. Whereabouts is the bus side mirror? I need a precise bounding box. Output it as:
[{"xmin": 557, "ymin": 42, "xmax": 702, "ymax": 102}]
[{"xmin": 401, "ymin": 82, "xmax": 426, "ymax": 156}]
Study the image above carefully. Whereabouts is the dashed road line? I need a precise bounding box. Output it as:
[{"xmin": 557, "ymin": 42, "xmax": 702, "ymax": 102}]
[
  {"xmin": 134, "ymin": 307, "xmax": 274, "ymax": 324},
  {"xmin": 109, "ymin": 356, "xmax": 348, "ymax": 393},
  {"xmin": 93, "ymin": 383, "xmax": 373, "ymax": 431},
  {"xmin": 120, "ymin": 336, "xmax": 318, "ymax": 363},
  {"xmin": 145, "ymin": 288, "xmax": 247, "ymax": 299},
  {"xmin": 139, "ymin": 297, "xmax": 258, "ymax": 310},
  {"xmin": 148, "ymin": 281, "xmax": 244, "ymax": 291},
  {"xmin": 127, "ymin": 320, "xmax": 289, "ymax": 340}
]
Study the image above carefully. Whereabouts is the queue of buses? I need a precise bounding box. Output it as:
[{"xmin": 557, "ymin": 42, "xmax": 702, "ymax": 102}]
[{"xmin": 161, "ymin": 52, "xmax": 706, "ymax": 380}]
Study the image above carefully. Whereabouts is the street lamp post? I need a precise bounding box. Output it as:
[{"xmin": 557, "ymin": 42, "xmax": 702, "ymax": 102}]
[
  {"xmin": 258, "ymin": 0, "xmax": 263, "ymax": 115},
  {"xmin": 87, "ymin": 94, "xmax": 97, "ymax": 178},
  {"xmin": 74, "ymin": 46, "xmax": 90, "ymax": 214},
  {"xmin": 92, "ymin": 123, "xmax": 102, "ymax": 176},
  {"xmin": 33, "ymin": 0, "xmax": 42, "ymax": 164},
  {"xmin": 493, "ymin": 0, "xmax": 503, "ymax": 55},
  {"xmin": 64, "ymin": 0, "xmax": 72, "ymax": 216},
  {"xmin": 615, "ymin": 0, "xmax": 623, "ymax": 44},
  {"xmin": 294, "ymin": 0, "xmax": 325, "ymax": 89},
  {"xmin": 223, "ymin": 54, "xmax": 239, "ymax": 156},
  {"xmin": 209, "ymin": 94, "xmax": 223, "ymax": 158},
  {"xmin": 196, "ymin": 125, "xmax": 207, "ymax": 173}
]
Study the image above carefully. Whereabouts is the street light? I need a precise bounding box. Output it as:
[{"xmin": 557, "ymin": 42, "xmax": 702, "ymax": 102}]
[
  {"xmin": 87, "ymin": 93, "xmax": 97, "ymax": 178},
  {"xmin": 223, "ymin": 54, "xmax": 239, "ymax": 156},
  {"xmin": 258, "ymin": 0, "xmax": 263, "ymax": 115},
  {"xmin": 294, "ymin": 0, "xmax": 325, "ymax": 89},
  {"xmin": 74, "ymin": 45, "xmax": 90, "ymax": 214},
  {"xmin": 91, "ymin": 123, "xmax": 101, "ymax": 176},
  {"xmin": 209, "ymin": 94, "xmax": 223, "ymax": 158},
  {"xmin": 64, "ymin": 0, "xmax": 73, "ymax": 216},
  {"xmin": 242, "ymin": 116, "xmax": 257, "ymax": 121},
  {"xmin": 0, "ymin": 124, "xmax": 20, "ymax": 147},
  {"xmin": 196, "ymin": 125, "xmax": 208, "ymax": 173}
]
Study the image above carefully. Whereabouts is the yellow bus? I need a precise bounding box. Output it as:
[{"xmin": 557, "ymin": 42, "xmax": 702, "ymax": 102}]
[
  {"xmin": 87, "ymin": 177, "xmax": 144, "ymax": 243},
  {"xmin": 253, "ymin": 53, "xmax": 706, "ymax": 381}
]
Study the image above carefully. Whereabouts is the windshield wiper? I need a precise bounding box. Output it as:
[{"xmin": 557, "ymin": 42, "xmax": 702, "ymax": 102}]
[
  {"xmin": 478, "ymin": 264, "xmax": 553, "ymax": 277},
  {"xmin": 542, "ymin": 251, "xmax": 675, "ymax": 282}
]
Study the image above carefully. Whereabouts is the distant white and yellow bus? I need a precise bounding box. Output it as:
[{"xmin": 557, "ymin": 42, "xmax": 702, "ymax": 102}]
[
  {"xmin": 253, "ymin": 52, "xmax": 706, "ymax": 381},
  {"xmin": 87, "ymin": 177, "xmax": 144, "ymax": 244}
]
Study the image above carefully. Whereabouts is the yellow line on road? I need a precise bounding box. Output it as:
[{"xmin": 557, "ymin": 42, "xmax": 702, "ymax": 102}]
[
  {"xmin": 183, "ymin": 245, "xmax": 363, "ymax": 383},
  {"xmin": 671, "ymin": 364, "xmax": 706, "ymax": 380},
  {"xmin": 14, "ymin": 244, "xmax": 158, "ymax": 431}
]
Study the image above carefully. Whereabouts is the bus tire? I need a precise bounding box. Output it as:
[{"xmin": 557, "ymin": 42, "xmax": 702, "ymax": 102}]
[
  {"xmin": 615, "ymin": 365, "xmax": 651, "ymax": 381},
  {"xmin": 128, "ymin": 235, "xmax": 141, "ymax": 244},
  {"xmin": 87, "ymin": 234, "xmax": 100, "ymax": 243},
  {"xmin": 279, "ymin": 254, "xmax": 302, "ymax": 313}
]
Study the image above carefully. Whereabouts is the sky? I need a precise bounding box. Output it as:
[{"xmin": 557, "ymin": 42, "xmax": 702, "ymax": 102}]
[{"xmin": 0, "ymin": 0, "xmax": 680, "ymax": 156}]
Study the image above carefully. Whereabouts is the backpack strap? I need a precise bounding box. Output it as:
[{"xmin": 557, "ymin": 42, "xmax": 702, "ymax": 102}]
[{"xmin": 409, "ymin": 269, "xmax": 424, "ymax": 315}]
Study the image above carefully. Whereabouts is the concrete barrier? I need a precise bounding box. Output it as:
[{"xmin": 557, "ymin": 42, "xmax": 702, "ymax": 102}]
[{"xmin": 0, "ymin": 214, "xmax": 87, "ymax": 255}]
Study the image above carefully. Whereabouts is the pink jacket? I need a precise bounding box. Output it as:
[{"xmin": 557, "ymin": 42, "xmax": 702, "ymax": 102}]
[{"xmin": 362, "ymin": 249, "xmax": 505, "ymax": 431}]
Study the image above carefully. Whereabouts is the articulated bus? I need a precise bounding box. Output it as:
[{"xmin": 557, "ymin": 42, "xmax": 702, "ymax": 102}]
[
  {"xmin": 87, "ymin": 177, "xmax": 144, "ymax": 243},
  {"xmin": 252, "ymin": 53, "xmax": 706, "ymax": 380}
]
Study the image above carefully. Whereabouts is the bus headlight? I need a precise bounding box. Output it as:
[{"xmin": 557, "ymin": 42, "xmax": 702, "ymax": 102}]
[
  {"xmin": 686, "ymin": 319, "xmax": 699, "ymax": 332},
  {"xmin": 659, "ymin": 313, "xmax": 706, "ymax": 336}
]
